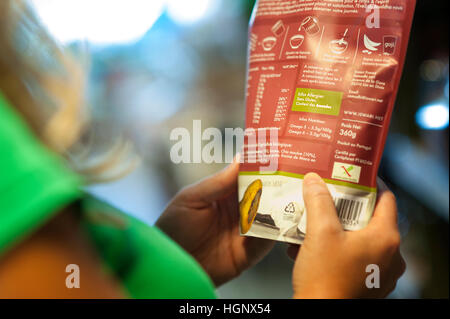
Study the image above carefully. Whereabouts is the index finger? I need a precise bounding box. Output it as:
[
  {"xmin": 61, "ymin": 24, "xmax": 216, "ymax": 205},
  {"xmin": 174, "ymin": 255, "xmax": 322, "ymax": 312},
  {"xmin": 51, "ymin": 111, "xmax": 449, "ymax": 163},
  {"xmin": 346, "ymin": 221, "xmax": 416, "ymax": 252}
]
[{"xmin": 367, "ymin": 178, "xmax": 398, "ymax": 231}]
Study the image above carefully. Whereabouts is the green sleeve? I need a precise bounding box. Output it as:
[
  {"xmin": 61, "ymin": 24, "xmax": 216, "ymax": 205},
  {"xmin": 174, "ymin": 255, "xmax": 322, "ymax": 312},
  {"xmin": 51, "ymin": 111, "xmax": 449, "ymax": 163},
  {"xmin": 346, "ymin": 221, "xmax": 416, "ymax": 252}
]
[{"xmin": 81, "ymin": 197, "xmax": 217, "ymax": 299}]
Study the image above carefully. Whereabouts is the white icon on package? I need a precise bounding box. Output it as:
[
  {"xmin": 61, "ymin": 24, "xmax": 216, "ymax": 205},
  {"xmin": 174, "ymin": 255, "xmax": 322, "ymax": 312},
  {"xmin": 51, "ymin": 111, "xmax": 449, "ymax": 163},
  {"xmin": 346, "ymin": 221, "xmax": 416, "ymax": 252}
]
[
  {"xmin": 272, "ymin": 20, "xmax": 286, "ymax": 37},
  {"xmin": 289, "ymin": 34, "xmax": 305, "ymax": 49},
  {"xmin": 383, "ymin": 35, "xmax": 398, "ymax": 55},
  {"xmin": 300, "ymin": 16, "xmax": 320, "ymax": 37},
  {"xmin": 261, "ymin": 36, "xmax": 277, "ymax": 51},
  {"xmin": 362, "ymin": 34, "xmax": 381, "ymax": 54},
  {"xmin": 329, "ymin": 28, "xmax": 349, "ymax": 54}
]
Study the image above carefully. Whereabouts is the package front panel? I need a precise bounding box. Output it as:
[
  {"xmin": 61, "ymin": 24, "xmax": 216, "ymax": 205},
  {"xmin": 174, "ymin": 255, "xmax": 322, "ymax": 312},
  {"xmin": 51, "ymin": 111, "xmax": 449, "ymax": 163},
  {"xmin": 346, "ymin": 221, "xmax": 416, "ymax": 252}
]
[{"xmin": 239, "ymin": 0, "xmax": 416, "ymax": 244}]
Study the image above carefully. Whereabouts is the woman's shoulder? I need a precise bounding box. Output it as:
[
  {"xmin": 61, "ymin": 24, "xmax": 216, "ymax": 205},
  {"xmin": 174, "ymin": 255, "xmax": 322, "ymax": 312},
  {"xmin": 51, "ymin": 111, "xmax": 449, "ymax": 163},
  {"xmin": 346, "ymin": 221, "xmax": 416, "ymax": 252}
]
[{"xmin": 80, "ymin": 195, "xmax": 217, "ymax": 299}]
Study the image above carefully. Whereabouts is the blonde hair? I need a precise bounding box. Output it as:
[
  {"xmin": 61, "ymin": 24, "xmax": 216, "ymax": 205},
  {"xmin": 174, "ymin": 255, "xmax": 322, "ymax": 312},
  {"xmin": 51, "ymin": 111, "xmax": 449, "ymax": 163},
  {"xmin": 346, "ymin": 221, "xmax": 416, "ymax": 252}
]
[{"xmin": 0, "ymin": 0, "xmax": 138, "ymax": 183}]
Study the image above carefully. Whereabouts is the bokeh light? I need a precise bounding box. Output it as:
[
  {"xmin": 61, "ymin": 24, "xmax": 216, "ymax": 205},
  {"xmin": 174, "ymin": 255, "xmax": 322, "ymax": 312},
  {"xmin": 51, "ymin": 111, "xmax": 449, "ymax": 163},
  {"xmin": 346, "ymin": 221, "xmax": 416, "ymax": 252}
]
[
  {"xmin": 31, "ymin": 0, "xmax": 220, "ymax": 45},
  {"xmin": 416, "ymin": 103, "xmax": 450, "ymax": 130},
  {"xmin": 31, "ymin": 0, "xmax": 165, "ymax": 45},
  {"xmin": 166, "ymin": 0, "xmax": 218, "ymax": 25}
]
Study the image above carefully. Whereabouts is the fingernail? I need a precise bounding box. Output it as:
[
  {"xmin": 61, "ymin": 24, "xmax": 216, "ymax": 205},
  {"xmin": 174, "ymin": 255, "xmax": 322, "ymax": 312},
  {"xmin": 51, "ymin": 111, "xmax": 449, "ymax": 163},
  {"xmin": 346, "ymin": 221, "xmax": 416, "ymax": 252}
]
[
  {"xmin": 377, "ymin": 177, "xmax": 389, "ymax": 191},
  {"xmin": 303, "ymin": 173, "xmax": 323, "ymax": 186},
  {"xmin": 234, "ymin": 153, "xmax": 241, "ymax": 164}
]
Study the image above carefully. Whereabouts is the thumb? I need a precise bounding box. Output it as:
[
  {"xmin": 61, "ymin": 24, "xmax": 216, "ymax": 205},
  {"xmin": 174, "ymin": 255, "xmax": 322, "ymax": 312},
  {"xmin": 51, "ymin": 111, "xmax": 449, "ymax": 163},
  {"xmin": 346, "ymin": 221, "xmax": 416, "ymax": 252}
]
[
  {"xmin": 187, "ymin": 155, "xmax": 240, "ymax": 202},
  {"xmin": 303, "ymin": 173, "xmax": 342, "ymax": 236}
]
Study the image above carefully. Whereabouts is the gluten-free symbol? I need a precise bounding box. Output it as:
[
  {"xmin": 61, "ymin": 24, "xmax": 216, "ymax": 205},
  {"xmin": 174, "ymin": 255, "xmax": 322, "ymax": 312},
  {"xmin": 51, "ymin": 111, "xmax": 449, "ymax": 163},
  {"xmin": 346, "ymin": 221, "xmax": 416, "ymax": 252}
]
[
  {"xmin": 333, "ymin": 162, "xmax": 361, "ymax": 183},
  {"xmin": 342, "ymin": 165, "xmax": 354, "ymax": 177}
]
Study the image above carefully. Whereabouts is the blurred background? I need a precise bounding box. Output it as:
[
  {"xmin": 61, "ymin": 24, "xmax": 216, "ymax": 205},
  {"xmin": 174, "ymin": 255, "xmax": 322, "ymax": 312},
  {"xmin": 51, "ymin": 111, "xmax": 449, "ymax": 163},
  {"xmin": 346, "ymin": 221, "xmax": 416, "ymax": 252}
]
[{"xmin": 30, "ymin": 0, "xmax": 448, "ymax": 298}]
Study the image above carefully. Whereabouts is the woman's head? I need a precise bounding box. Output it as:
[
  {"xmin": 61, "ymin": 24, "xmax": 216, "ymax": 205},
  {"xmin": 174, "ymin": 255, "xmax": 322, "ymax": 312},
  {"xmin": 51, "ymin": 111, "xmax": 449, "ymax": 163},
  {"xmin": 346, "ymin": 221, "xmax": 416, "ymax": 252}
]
[
  {"xmin": 0, "ymin": 0, "xmax": 85, "ymax": 152},
  {"xmin": 0, "ymin": 0, "xmax": 138, "ymax": 182}
]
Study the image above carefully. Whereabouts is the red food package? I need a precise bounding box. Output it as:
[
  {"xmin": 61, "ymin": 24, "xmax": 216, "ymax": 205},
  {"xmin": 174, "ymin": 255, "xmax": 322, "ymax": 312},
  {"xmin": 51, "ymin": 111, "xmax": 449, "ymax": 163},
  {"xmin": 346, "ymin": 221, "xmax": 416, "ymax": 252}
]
[{"xmin": 239, "ymin": 0, "xmax": 416, "ymax": 244}]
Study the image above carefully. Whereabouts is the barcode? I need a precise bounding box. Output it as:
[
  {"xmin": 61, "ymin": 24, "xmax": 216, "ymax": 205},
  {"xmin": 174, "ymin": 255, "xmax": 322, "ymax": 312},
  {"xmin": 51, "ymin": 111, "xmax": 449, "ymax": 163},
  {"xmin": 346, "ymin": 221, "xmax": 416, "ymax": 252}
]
[{"xmin": 334, "ymin": 197, "xmax": 365, "ymax": 227}]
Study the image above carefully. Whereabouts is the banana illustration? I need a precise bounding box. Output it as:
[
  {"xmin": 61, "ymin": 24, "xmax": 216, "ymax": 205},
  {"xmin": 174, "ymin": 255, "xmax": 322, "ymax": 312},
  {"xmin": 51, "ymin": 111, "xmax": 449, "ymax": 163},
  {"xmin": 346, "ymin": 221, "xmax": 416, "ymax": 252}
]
[
  {"xmin": 364, "ymin": 34, "xmax": 381, "ymax": 51},
  {"xmin": 239, "ymin": 179, "xmax": 263, "ymax": 234}
]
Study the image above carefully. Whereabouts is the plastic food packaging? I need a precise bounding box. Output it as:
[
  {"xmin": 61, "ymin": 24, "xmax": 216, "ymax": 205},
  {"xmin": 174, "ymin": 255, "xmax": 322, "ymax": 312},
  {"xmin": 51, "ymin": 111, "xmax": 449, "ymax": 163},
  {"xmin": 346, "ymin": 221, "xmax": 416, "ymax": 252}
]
[{"xmin": 239, "ymin": 0, "xmax": 416, "ymax": 244}]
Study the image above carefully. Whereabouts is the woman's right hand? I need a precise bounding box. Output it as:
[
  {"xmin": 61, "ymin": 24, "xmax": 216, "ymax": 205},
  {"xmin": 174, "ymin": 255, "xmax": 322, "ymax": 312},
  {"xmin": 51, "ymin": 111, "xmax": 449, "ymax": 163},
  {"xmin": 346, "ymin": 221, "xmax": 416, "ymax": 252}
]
[{"xmin": 292, "ymin": 173, "xmax": 406, "ymax": 299}]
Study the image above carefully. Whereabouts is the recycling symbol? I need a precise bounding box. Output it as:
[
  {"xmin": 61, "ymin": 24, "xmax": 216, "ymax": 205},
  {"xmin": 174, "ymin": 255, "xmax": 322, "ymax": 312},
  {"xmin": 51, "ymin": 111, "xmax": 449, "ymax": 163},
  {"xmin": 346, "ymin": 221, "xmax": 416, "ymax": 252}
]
[{"xmin": 284, "ymin": 202, "xmax": 296, "ymax": 214}]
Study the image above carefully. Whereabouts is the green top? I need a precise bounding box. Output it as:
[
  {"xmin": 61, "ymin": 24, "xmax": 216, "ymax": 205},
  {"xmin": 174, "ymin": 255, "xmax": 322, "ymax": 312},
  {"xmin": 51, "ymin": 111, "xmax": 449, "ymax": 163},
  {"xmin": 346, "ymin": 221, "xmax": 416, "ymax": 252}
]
[{"xmin": 0, "ymin": 92, "xmax": 216, "ymax": 299}]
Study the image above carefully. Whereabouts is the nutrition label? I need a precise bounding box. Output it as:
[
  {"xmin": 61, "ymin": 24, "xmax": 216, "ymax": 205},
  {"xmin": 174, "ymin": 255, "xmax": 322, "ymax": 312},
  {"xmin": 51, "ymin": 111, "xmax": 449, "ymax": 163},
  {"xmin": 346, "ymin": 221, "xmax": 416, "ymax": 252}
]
[{"xmin": 242, "ymin": 0, "xmax": 411, "ymax": 188}]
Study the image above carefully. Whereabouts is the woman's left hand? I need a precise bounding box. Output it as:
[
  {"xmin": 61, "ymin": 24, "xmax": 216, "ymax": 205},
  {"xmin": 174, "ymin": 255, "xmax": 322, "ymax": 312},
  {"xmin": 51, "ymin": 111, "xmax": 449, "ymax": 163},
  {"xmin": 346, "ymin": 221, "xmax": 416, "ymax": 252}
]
[{"xmin": 156, "ymin": 158, "xmax": 275, "ymax": 286}]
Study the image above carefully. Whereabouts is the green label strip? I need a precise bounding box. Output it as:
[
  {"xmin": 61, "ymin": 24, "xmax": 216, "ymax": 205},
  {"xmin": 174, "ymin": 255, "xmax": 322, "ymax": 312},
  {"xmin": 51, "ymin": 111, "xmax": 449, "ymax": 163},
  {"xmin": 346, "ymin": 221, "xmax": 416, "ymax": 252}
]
[{"xmin": 239, "ymin": 171, "xmax": 376, "ymax": 193}]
